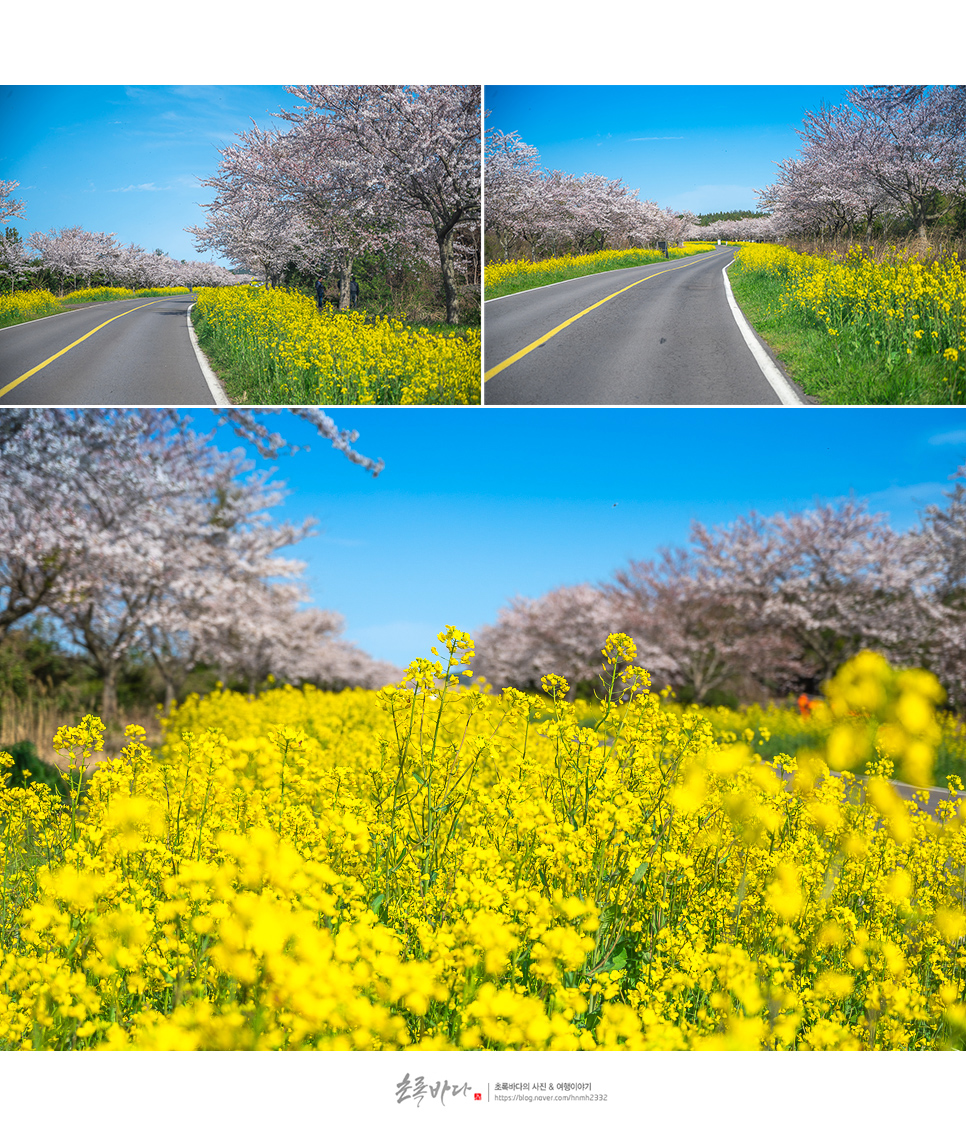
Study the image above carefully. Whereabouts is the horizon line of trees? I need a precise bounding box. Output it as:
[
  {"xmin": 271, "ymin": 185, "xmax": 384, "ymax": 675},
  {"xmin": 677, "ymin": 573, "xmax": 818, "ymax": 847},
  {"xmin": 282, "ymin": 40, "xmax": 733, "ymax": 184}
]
[
  {"xmin": 0, "ymin": 183, "xmax": 246, "ymax": 294},
  {"xmin": 0, "ymin": 410, "xmax": 396, "ymax": 727},
  {"xmin": 484, "ymin": 128, "xmax": 697, "ymax": 262},
  {"xmin": 471, "ymin": 462, "xmax": 966, "ymax": 713}
]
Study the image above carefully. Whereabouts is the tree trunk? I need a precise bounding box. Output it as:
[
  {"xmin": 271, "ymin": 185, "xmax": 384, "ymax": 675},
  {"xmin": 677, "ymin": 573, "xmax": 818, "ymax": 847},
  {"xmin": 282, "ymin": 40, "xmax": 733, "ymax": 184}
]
[
  {"xmin": 100, "ymin": 663, "xmax": 120, "ymax": 723},
  {"xmin": 338, "ymin": 253, "xmax": 353, "ymax": 311},
  {"xmin": 438, "ymin": 228, "xmax": 458, "ymax": 324}
]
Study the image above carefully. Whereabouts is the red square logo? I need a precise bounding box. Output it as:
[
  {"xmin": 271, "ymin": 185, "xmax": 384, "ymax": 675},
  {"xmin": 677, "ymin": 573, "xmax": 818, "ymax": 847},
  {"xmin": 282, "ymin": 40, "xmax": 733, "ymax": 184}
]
[{"xmin": 474, "ymin": 1093, "xmax": 482, "ymax": 1101}]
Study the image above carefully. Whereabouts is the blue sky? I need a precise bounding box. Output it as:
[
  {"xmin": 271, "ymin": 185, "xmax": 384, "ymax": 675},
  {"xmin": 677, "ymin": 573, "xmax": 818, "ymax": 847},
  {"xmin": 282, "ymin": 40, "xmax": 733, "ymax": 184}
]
[
  {"xmin": 193, "ymin": 406, "xmax": 966, "ymax": 669},
  {"xmin": 484, "ymin": 86, "xmax": 854, "ymax": 215},
  {"xmin": 0, "ymin": 86, "xmax": 305, "ymax": 266}
]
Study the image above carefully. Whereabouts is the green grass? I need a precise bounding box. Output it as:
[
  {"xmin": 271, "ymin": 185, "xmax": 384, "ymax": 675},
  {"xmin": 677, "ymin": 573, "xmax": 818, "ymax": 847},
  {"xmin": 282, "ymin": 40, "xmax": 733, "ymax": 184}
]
[
  {"xmin": 0, "ymin": 308, "xmax": 59, "ymax": 330},
  {"xmin": 190, "ymin": 309, "xmax": 263, "ymax": 403},
  {"xmin": 727, "ymin": 262, "xmax": 962, "ymax": 404}
]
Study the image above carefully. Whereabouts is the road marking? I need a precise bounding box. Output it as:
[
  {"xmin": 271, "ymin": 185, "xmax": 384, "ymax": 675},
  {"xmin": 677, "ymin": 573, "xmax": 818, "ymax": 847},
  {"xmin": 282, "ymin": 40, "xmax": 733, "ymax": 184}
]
[
  {"xmin": 186, "ymin": 302, "xmax": 231, "ymax": 406},
  {"xmin": 483, "ymin": 253, "xmax": 725, "ymax": 382},
  {"xmin": 0, "ymin": 299, "xmax": 165, "ymax": 399},
  {"xmin": 721, "ymin": 263, "xmax": 805, "ymax": 407}
]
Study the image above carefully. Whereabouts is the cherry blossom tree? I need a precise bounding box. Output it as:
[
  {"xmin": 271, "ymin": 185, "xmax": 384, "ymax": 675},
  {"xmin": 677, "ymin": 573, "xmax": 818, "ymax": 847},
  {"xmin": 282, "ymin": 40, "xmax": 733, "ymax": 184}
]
[
  {"xmin": 760, "ymin": 103, "xmax": 892, "ymax": 241},
  {"xmin": 193, "ymin": 121, "xmax": 387, "ymax": 303},
  {"xmin": 607, "ymin": 541, "xmax": 802, "ymax": 703},
  {"xmin": 483, "ymin": 129, "xmax": 545, "ymax": 260},
  {"xmin": 190, "ymin": 126, "xmax": 323, "ymax": 289},
  {"xmin": 137, "ymin": 465, "xmax": 321, "ymax": 711},
  {"xmin": 47, "ymin": 415, "xmax": 313, "ymax": 720},
  {"xmin": 609, "ymin": 499, "xmax": 941, "ymax": 702},
  {"xmin": 476, "ymin": 481, "xmax": 966, "ymax": 710},
  {"xmin": 281, "ymin": 85, "xmax": 481, "ymax": 322},
  {"xmin": 24, "ymin": 226, "xmax": 237, "ymax": 292},
  {"xmin": 484, "ymin": 130, "xmax": 697, "ymax": 261},
  {"xmin": 191, "ymin": 87, "xmax": 480, "ymax": 319},
  {"xmin": 916, "ymin": 462, "xmax": 966, "ymax": 707},
  {"xmin": 205, "ymin": 597, "xmax": 400, "ymax": 695},
  {"xmin": 847, "ymin": 85, "xmax": 966, "ymax": 239},
  {"xmin": 757, "ymin": 86, "xmax": 966, "ymax": 241},
  {"xmin": 693, "ymin": 501, "xmax": 937, "ymax": 686},
  {"xmin": 473, "ymin": 584, "xmax": 633, "ymax": 698},
  {"xmin": 0, "ymin": 409, "xmax": 385, "ymax": 716},
  {"xmin": 29, "ymin": 226, "xmax": 99, "ymax": 293},
  {"xmin": 0, "ymin": 227, "xmax": 33, "ymax": 293},
  {"xmin": 0, "ymin": 181, "xmax": 25, "ymax": 225},
  {"xmin": 0, "ymin": 183, "xmax": 29, "ymax": 292}
]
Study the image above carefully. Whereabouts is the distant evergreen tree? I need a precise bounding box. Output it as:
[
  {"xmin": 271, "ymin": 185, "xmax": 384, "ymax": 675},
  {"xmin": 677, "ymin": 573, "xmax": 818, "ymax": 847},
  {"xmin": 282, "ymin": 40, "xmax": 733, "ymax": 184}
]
[{"xmin": 696, "ymin": 210, "xmax": 770, "ymax": 225}]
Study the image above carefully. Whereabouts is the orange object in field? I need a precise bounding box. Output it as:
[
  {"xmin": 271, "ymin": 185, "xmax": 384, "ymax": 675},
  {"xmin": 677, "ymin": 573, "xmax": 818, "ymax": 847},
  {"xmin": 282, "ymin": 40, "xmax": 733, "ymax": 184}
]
[{"xmin": 798, "ymin": 693, "xmax": 811, "ymax": 718}]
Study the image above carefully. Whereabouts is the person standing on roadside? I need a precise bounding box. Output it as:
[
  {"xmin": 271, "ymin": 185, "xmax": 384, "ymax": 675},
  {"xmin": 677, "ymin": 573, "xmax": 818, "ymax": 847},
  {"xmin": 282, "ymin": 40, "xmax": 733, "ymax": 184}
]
[{"xmin": 315, "ymin": 274, "xmax": 326, "ymax": 311}]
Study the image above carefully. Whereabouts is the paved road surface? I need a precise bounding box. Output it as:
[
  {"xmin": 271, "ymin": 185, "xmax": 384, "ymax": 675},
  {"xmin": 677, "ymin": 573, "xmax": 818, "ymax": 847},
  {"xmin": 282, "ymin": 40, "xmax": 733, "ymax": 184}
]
[
  {"xmin": 484, "ymin": 248, "xmax": 804, "ymax": 405},
  {"xmin": 0, "ymin": 294, "xmax": 217, "ymax": 405}
]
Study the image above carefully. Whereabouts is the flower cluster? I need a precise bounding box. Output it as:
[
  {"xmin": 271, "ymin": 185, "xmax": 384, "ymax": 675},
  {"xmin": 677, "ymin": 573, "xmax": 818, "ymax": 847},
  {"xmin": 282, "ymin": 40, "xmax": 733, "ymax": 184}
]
[
  {"xmin": 193, "ymin": 287, "xmax": 480, "ymax": 405},
  {"xmin": 1, "ymin": 636, "xmax": 964, "ymax": 1051},
  {"xmin": 0, "ymin": 289, "xmax": 60, "ymax": 326}
]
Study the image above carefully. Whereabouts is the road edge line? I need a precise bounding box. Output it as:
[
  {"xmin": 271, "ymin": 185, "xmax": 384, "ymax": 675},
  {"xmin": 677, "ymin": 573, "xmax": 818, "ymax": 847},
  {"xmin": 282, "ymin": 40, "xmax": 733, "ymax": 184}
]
[
  {"xmin": 721, "ymin": 262, "xmax": 805, "ymax": 407},
  {"xmin": 186, "ymin": 303, "xmax": 231, "ymax": 407}
]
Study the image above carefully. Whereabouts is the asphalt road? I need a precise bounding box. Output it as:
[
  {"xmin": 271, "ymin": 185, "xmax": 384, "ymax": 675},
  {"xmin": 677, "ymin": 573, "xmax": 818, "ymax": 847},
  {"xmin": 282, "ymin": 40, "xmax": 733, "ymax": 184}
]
[
  {"xmin": 484, "ymin": 248, "xmax": 804, "ymax": 405},
  {"xmin": 0, "ymin": 294, "xmax": 217, "ymax": 405}
]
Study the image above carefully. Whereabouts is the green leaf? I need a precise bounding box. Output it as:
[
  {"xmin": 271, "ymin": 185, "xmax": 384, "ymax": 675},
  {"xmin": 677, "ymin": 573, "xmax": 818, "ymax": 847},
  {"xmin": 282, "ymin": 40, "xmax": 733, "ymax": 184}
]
[{"xmin": 608, "ymin": 947, "xmax": 628, "ymax": 970}]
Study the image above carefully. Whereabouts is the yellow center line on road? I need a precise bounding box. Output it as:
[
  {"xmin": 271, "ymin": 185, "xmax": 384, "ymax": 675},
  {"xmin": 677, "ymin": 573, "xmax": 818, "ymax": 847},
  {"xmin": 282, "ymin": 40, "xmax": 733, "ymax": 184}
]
[
  {"xmin": 0, "ymin": 298, "xmax": 166, "ymax": 399},
  {"xmin": 484, "ymin": 252, "xmax": 729, "ymax": 382}
]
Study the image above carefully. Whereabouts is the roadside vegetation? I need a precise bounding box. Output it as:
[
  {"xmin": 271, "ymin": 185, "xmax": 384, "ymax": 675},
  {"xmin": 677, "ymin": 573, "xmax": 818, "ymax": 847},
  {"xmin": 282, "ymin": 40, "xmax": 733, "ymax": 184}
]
[
  {"xmin": 192, "ymin": 285, "xmax": 480, "ymax": 405},
  {"xmin": 0, "ymin": 289, "xmax": 60, "ymax": 329},
  {"xmin": 728, "ymin": 240, "xmax": 966, "ymax": 404}
]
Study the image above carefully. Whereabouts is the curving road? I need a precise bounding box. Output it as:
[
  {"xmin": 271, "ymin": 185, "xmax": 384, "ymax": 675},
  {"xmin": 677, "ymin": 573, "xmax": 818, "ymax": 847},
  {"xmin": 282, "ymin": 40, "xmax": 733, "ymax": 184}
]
[
  {"xmin": 484, "ymin": 247, "xmax": 805, "ymax": 405},
  {"xmin": 0, "ymin": 294, "xmax": 220, "ymax": 406}
]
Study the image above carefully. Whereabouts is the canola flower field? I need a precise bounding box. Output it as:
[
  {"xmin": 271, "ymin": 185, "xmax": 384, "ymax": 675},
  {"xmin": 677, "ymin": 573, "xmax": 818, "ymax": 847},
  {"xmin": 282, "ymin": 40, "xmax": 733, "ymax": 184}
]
[
  {"xmin": 484, "ymin": 243, "xmax": 718, "ymax": 298},
  {"xmin": 2, "ymin": 631, "xmax": 964, "ymax": 1052},
  {"xmin": 735, "ymin": 243, "xmax": 966, "ymax": 397},
  {"xmin": 192, "ymin": 287, "xmax": 481, "ymax": 405}
]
